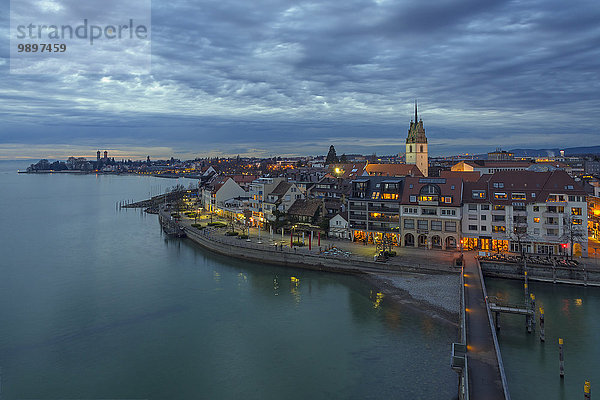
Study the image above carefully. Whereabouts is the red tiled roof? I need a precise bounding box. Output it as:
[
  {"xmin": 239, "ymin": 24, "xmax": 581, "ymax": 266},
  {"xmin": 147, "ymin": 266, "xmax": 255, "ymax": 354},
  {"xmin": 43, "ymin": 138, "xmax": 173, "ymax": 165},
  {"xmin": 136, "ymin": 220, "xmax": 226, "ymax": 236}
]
[
  {"xmin": 464, "ymin": 170, "xmax": 584, "ymax": 204},
  {"xmin": 366, "ymin": 163, "xmax": 424, "ymax": 177}
]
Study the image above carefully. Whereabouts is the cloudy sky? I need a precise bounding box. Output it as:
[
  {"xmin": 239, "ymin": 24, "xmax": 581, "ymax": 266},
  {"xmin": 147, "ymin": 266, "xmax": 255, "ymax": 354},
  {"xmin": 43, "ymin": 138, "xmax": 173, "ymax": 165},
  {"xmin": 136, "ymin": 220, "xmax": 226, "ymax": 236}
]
[{"xmin": 1, "ymin": 0, "xmax": 599, "ymax": 160}]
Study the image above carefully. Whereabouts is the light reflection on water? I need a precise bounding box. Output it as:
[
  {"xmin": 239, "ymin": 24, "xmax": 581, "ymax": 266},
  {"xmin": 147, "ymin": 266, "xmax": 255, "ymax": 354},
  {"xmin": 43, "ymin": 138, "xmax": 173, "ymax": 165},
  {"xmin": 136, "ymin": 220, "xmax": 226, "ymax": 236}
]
[
  {"xmin": 0, "ymin": 163, "xmax": 458, "ymax": 400},
  {"xmin": 486, "ymin": 278, "xmax": 600, "ymax": 400}
]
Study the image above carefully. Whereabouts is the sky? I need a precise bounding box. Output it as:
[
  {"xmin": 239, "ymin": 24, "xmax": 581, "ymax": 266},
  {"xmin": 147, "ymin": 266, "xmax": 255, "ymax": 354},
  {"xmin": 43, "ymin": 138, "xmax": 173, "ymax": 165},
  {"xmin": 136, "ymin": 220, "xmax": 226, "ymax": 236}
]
[{"xmin": 1, "ymin": 0, "xmax": 600, "ymax": 160}]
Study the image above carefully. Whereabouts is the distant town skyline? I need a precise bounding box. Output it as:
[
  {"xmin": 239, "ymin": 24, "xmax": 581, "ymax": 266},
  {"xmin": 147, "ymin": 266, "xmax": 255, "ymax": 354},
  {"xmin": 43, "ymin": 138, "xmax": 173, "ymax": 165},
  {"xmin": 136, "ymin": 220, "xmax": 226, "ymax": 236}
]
[{"xmin": 1, "ymin": 0, "xmax": 599, "ymax": 160}]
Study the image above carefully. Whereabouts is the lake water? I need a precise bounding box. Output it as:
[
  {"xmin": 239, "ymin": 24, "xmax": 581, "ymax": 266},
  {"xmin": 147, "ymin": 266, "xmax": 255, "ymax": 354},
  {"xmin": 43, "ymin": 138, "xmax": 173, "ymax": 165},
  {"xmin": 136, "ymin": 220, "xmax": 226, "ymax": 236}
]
[
  {"xmin": 0, "ymin": 161, "xmax": 457, "ymax": 400},
  {"xmin": 486, "ymin": 277, "xmax": 600, "ymax": 400}
]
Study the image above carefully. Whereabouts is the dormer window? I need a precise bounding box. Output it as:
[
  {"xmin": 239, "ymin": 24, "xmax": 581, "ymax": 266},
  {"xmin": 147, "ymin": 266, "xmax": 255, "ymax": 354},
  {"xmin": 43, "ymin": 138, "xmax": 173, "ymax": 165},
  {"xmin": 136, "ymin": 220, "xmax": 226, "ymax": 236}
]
[{"xmin": 418, "ymin": 184, "xmax": 440, "ymax": 202}]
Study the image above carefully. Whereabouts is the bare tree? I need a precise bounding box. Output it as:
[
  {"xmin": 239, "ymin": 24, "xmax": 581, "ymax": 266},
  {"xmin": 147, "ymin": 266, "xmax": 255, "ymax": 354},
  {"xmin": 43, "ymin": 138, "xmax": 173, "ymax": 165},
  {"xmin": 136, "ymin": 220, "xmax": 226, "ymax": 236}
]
[
  {"xmin": 510, "ymin": 214, "xmax": 530, "ymax": 257},
  {"xmin": 562, "ymin": 213, "xmax": 586, "ymax": 259}
]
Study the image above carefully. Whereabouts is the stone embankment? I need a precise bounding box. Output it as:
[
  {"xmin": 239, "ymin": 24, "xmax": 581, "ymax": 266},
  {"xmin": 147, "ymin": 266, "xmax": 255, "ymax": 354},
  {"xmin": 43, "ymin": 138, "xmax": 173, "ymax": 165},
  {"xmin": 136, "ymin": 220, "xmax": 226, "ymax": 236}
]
[{"xmin": 183, "ymin": 225, "xmax": 453, "ymax": 276}]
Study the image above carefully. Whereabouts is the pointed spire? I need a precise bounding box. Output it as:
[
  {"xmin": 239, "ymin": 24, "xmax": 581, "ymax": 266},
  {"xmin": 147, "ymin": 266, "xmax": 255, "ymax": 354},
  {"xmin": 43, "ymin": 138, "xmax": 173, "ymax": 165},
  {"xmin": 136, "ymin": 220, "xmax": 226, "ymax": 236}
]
[{"xmin": 414, "ymin": 99, "xmax": 418, "ymax": 123}]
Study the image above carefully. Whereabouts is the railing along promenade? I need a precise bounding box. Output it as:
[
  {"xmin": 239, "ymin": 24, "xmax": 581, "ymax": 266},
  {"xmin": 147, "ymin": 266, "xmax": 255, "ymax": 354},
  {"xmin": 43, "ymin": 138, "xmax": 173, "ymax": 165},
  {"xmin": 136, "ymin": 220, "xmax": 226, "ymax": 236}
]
[{"xmin": 182, "ymin": 224, "xmax": 452, "ymax": 276}]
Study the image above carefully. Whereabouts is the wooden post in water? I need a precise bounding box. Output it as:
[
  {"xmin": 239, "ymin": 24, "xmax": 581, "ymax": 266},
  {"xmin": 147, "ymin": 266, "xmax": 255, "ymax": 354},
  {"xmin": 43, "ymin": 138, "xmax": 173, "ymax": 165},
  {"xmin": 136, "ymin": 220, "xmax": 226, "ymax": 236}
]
[
  {"xmin": 539, "ymin": 307, "xmax": 545, "ymax": 342},
  {"xmin": 584, "ymin": 380, "xmax": 591, "ymax": 400},
  {"xmin": 524, "ymin": 270, "xmax": 529, "ymax": 299},
  {"xmin": 495, "ymin": 311, "xmax": 500, "ymax": 331},
  {"xmin": 530, "ymin": 293, "xmax": 536, "ymax": 330},
  {"xmin": 559, "ymin": 338, "xmax": 565, "ymax": 378}
]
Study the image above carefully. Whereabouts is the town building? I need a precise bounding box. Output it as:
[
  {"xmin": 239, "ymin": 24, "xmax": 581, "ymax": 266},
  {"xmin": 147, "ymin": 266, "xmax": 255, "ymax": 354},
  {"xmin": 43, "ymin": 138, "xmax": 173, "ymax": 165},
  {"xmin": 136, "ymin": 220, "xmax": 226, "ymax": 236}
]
[
  {"xmin": 309, "ymin": 174, "xmax": 352, "ymax": 216},
  {"xmin": 200, "ymin": 177, "xmax": 246, "ymax": 214},
  {"xmin": 451, "ymin": 160, "xmax": 533, "ymax": 175},
  {"xmin": 488, "ymin": 148, "xmax": 514, "ymax": 161},
  {"xmin": 399, "ymin": 177, "xmax": 463, "ymax": 250},
  {"xmin": 263, "ymin": 181, "xmax": 305, "ymax": 222},
  {"xmin": 248, "ymin": 177, "xmax": 286, "ymax": 226},
  {"xmin": 461, "ymin": 170, "xmax": 587, "ymax": 257},
  {"xmin": 287, "ymin": 198, "xmax": 325, "ymax": 225},
  {"xmin": 329, "ymin": 212, "xmax": 350, "ymax": 239},
  {"xmin": 348, "ymin": 176, "xmax": 403, "ymax": 245}
]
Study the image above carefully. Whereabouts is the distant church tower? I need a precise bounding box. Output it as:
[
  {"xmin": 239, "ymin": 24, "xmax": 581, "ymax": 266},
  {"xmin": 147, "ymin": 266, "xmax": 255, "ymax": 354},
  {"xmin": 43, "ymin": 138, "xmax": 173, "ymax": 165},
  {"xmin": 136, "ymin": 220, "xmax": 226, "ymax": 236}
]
[{"xmin": 405, "ymin": 101, "xmax": 428, "ymax": 177}]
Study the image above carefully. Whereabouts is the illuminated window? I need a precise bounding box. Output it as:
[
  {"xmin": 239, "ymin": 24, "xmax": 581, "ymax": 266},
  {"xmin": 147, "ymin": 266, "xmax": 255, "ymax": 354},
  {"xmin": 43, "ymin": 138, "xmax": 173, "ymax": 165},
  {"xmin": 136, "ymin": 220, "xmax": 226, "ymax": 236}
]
[
  {"xmin": 573, "ymin": 218, "xmax": 583, "ymax": 225},
  {"xmin": 419, "ymin": 195, "xmax": 438, "ymax": 202},
  {"xmin": 533, "ymin": 217, "xmax": 540, "ymax": 223},
  {"xmin": 492, "ymin": 225, "xmax": 506, "ymax": 232},
  {"xmin": 494, "ymin": 192, "xmax": 508, "ymax": 199},
  {"xmin": 511, "ymin": 193, "xmax": 526, "ymax": 200},
  {"xmin": 443, "ymin": 196, "xmax": 452, "ymax": 203},
  {"xmin": 472, "ymin": 190, "xmax": 486, "ymax": 199},
  {"xmin": 371, "ymin": 192, "xmax": 380, "ymax": 199},
  {"xmin": 381, "ymin": 193, "xmax": 399, "ymax": 200},
  {"xmin": 572, "ymin": 207, "xmax": 582, "ymax": 215}
]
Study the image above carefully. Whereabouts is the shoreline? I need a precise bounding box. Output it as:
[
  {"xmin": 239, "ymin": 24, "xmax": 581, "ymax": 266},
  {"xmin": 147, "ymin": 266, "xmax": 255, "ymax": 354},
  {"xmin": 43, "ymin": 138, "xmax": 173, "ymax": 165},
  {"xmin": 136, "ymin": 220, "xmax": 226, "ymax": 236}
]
[
  {"xmin": 363, "ymin": 273, "xmax": 459, "ymax": 327},
  {"xmin": 176, "ymin": 219, "xmax": 461, "ymax": 326}
]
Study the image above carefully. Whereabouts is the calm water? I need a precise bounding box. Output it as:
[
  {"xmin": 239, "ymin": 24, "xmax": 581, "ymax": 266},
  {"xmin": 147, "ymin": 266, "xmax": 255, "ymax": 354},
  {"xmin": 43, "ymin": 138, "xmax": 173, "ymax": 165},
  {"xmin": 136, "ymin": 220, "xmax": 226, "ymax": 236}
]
[
  {"xmin": 0, "ymin": 161, "xmax": 457, "ymax": 400},
  {"xmin": 486, "ymin": 278, "xmax": 600, "ymax": 399}
]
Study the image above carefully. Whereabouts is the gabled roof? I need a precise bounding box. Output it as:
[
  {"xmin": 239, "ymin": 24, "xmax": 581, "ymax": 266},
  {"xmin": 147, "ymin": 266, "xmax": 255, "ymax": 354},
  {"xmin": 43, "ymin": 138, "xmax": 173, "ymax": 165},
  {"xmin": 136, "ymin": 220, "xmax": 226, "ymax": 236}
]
[
  {"xmin": 211, "ymin": 177, "xmax": 232, "ymax": 193},
  {"xmin": 288, "ymin": 198, "xmax": 323, "ymax": 217},
  {"xmin": 331, "ymin": 211, "xmax": 348, "ymax": 222},
  {"xmin": 365, "ymin": 163, "xmax": 424, "ymax": 177},
  {"xmin": 229, "ymin": 174, "xmax": 259, "ymax": 185},
  {"xmin": 270, "ymin": 181, "xmax": 293, "ymax": 197}
]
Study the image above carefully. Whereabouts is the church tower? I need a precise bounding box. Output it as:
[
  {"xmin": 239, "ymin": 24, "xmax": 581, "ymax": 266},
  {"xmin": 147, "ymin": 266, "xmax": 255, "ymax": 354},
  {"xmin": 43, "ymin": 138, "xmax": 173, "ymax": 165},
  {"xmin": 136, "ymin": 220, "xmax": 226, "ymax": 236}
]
[{"xmin": 405, "ymin": 101, "xmax": 428, "ymax": 177}]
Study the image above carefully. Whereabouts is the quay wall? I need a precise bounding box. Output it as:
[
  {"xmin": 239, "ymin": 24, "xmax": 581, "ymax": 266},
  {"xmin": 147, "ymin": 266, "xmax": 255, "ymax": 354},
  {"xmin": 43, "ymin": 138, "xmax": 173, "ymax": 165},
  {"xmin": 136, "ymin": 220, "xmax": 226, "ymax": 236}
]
[
  {"xmin": 480, "ymin": 261, "xmax": 600, "ymax": 286},
  {"xmin": 183, "ymin": 226, "xmax": 453, "ymax": 276}
]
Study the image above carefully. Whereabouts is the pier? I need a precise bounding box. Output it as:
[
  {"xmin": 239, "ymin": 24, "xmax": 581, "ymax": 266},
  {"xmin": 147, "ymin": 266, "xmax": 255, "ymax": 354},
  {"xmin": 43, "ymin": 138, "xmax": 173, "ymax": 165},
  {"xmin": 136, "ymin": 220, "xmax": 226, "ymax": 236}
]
[{"xmin": 460, "ymin": 257, "xmax": 511, "ymax": 399}]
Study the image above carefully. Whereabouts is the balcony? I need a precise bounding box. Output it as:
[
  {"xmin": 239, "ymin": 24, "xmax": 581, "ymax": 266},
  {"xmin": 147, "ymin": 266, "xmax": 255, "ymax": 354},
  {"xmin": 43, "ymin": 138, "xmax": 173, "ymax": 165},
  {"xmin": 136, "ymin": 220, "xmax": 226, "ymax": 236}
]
[
  {"xmin": 350, "ymin": 205, "xmax": 367, "ymax": 211},
  {"xmin": 349, "ymin": 213, "xmax": 367, "ymax": 220},
  {"xmin": 349, "ymin": 222, "xmax": 367, "ymax": 229},
  {"xmin": 369, "ymin": 215, "xmax": 400, "ymax": 223},
  {"xmin": 542, "ymin": 212, "xmax": 562, "ymax": 217},
  {"xmin": 369, "ymin": 206, "xmax": 398, "ymax": 212}
]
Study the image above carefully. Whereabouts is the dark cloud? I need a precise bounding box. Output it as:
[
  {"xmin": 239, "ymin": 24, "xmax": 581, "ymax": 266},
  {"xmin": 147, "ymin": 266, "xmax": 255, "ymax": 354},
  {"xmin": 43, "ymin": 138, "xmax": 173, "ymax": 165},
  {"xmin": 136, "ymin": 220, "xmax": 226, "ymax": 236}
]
[{"xmin": 1, "ymin": 0, "xmax": 599, "ymax": 159}]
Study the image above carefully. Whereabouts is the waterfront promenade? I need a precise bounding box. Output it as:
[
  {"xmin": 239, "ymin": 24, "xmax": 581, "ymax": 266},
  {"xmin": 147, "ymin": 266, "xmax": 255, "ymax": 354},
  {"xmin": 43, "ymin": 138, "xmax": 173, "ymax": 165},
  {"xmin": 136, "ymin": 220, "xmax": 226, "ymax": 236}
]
[{"xmin": 171, "ymin": 211, "xmax": 461, "ymax": 275}]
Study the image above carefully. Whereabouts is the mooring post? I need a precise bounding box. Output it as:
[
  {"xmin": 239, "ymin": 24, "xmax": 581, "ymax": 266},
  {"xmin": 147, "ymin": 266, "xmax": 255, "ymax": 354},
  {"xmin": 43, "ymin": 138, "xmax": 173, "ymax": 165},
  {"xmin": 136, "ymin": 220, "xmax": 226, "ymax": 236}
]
[
  {"xmin": 527, "ymin": 314, "xmax": 532, "ymax": 333},
  {"xmin": 539, "ymin": 307, "xmax": 545, "ymax": 342},
  {"xmin": 530, "ymin": 293, "xmax": 536, "ymax": 330},
  {"xmin": 524, "ymin": 270, "xmax": 529, "ymax": 303},
  {"xmin": 584, "ymin": 380, "xmax": 591, "ymax": 400},
  {"xmin": 559, "ymin": 338, "xmax": 565, "ymax": 378},
  {"xmin": 495, "ymin": 311, "xmax": 500, "ymax": 331}
]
